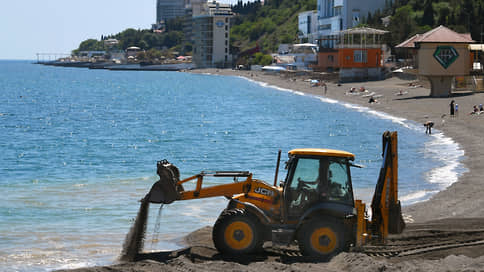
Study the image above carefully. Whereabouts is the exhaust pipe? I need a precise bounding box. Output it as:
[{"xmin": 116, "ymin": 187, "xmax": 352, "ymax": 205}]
[{"xmin": 146, "ymin": 160, "xmax": 182, "ymax": 204}]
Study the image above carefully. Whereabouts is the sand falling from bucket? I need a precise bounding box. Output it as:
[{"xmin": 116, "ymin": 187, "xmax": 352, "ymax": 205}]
[{"xmin": 119, "ymin": 197, "xmax": 150, "ymax": 262}]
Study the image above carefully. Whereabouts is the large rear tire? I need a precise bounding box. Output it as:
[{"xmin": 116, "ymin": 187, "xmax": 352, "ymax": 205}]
[
  {"xmin": 297, "ymin": 219, "xmax": 345, "ymax": 260},
  {"xmin": 212, "ymin": 209, "xmax": 263, "ymax": 255}
]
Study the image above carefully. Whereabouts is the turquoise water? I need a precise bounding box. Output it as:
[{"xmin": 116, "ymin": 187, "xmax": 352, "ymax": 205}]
[{"xmin": 0, "ymin": 61, "xmax": 465, "ymax": 271}]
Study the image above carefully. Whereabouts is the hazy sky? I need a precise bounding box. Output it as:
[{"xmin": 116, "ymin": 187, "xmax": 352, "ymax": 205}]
[{"xmin": 0, "ymin": 0, "xmax": 245, "ymax": 60}]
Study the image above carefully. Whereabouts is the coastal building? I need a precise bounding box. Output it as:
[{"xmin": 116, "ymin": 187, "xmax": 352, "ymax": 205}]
[
  {"xmin": 156, "ymin": 0, "xmax": 186, "ymax": 23},
  {"xmin": 309, "ymin": 26, "xmax": 388, "ymax": 80},
  {"xmin": 183, "ymin": 0, "xmax": 207, "ymax": 43},
  {"xmin": 337, "ymin": 27, "xmax": 389, "ymax": 82},
  {"xmin": 316, "ymin": 0, "xmax": 389, "ymax": 48},
  {"xmin": 188, "ymin": 0, "xmax": 207, "ymax": 17},
  {"xmin": 298, "ymin": 11, "xmax": 318, "ymax": 43},
  {"xmin": 126, "ymin": 46, "xmax": 142, "ymax": 58},
  {"xmin": 274, "ymin": 43, "xmax": 319, "ymax": 70},
  {"xmin": 396, "ymin": 25, "xmax": 475, "ymax": 97},
  {"xmin": 192, "ymin": 1, "xmax": 233, "ymax": 68}
]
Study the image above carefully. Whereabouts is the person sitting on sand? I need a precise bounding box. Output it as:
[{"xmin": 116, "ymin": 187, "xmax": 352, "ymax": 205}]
[
  {"xmin": 470, "ymin": 105, "xmax": 480, "ymax": 115},
  {"xmin": 480, "ymin": 104, "xmax": 483, "ymax": 112},
  {"xmin": 368, "ymin": 96, "xmax": 377, "ymax": 104}
]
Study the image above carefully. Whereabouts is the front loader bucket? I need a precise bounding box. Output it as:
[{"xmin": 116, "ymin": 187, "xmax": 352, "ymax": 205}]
[{"xmin": 146, "ymin": 160, "xmax": 182, "ymax": 204}]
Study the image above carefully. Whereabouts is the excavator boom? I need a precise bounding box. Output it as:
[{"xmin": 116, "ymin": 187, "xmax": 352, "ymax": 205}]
[{"xmin": 146, "ymin": 161, "xmax": 271, "ymax": 204}]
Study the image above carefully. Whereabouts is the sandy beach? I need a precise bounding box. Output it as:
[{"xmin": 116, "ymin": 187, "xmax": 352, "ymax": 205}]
[{"xmin": 61, "ymin": 69, "xmax": 484, "ymax": 271}]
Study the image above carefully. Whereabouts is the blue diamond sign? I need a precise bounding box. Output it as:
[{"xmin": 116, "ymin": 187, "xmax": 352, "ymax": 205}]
[{"xmin": 433, "ymin": 46, "xmax": 459, "ymax": 69}]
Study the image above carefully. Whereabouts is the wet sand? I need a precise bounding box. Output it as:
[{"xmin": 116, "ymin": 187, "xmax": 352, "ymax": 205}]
[{"xmin": 59, "ymin": 69, "xmax": 484, "ymax": 271}]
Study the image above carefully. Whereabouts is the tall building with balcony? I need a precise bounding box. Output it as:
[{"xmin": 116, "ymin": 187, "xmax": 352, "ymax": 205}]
[
  {"xmin": 298, "ymin": 11, "xmax": 318, "ymax": 43},
  {"xmin": 192, "ymin": 1, "xmax": 233, "ymax": 68},
  {"xmin": 156, "ymin": 0, "xmax": 186, "ymax": 23},
  {"xmin": 317, "ymin": 0, "xmax": 389, "ymax": 48}
]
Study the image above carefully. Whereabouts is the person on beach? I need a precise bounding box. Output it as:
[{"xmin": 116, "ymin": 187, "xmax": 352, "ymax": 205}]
[
  {"xmin": 470, "ymin": 105, "xmax": 480, "ymax": 115},
  {"xmin": 480, "ymin": 104, "xmax": 483, "ymax": 112},
  {"xmin": 455, "ymin": 103, "xmax": 459, "ymax": 116},
  {"xmin": 368, "ymin": 96, "xmax": 376, "ymax": 104},
  {"xmin": 322, "ymin": 82, "xmax": 327, "ymax": 94},
  {"xmin": 450, "ymin": 100, "xmax": 455, "ymax": 117},
  {"xmin": 424, "ymin": 121, "xmax": 434, "ymax": 134}
]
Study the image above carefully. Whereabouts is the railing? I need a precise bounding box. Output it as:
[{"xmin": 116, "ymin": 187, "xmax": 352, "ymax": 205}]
[{"xmin": 335, "ymin": 44, "xmax": 383, "ymax": 49}]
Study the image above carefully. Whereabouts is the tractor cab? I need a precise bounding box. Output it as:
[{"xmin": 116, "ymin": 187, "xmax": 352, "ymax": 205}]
[{"xmin": 282, "ymin": 148, "xmax": 356, "ymax": 221}]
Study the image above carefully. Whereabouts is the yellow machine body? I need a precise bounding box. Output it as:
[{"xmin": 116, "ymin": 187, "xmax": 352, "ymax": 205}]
[{"xmin": 145, "ymin": 131, "xmax": 404, "ymax": 258}]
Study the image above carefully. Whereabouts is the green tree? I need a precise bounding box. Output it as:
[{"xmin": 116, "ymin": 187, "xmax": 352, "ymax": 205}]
[
  {"xmin": 388, "ymin": 5, "xmax": 417, "ymax": 46},
  {"xmin": 73, "ymin": 39, "xmax": 104, "ymax": 54},
  {"xmin": 437, "ymin": 5, "xmax": 450, "ymax": 26},
  {"xmin": 251, "ymin": 52, "xmax": 273, "ymax": 65},
  {"xmin": 422, "ymin": 0, "xmax": 435, "ymax": 26}
]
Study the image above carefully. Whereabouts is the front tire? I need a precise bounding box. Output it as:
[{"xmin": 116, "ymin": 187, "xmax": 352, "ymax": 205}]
[
  {"xmin": 212, "ymin": 209, "xmax": 263, "ymax": 255},
  {"xmin": 297, "ymin": 218, "xmax": 345, "ymax": 260}
]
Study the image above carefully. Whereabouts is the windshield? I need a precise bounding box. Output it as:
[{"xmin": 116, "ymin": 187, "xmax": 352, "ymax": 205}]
[{"xmin": 285, "ymin": 157, "xmax": 353, "ymax": 216}]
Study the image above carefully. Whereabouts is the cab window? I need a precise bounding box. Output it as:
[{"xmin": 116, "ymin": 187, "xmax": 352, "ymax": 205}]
[
  {"xmin": 327, "ymin": 159, "xmax": 352, "ymax": 203},
  {"xmin": 289, "ymin": 158, "xmax": 319, "ymax": 191},
  {"xmin": 287, "ymin": 158, "xmax": 320, "ymax": 215}
]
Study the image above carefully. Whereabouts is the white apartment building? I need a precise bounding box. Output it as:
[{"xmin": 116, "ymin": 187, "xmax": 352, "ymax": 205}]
[
  {"xmin": 298, "ymin": 11, "xmax": 318, "ymax": 43},
  {"xmin": 192, "ymin": 1, "xmax": 233, "ymax": 68},
  {"xmin": 316, "ymin": 0, "xmax": 389, "ymax": 48}
]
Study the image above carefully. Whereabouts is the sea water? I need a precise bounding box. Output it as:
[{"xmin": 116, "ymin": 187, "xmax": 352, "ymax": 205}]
[{"xmin": 0, "ymin": 61, "xmax": 465, "ymax": 271}]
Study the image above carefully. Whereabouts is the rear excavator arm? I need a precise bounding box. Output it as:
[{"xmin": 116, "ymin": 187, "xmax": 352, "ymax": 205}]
[{"xmin": 355, "ymin": 131, "xmax": 405, "ymax": 246}]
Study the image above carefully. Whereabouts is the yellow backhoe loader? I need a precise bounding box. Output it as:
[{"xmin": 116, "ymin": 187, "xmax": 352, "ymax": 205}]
[{"xmin": 143, "ymin": 131, "xmax": 405, "ymax": 259}]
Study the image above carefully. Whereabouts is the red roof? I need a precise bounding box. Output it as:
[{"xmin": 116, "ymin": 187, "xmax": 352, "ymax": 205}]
[{"xmin": 396, "ymin": 25, "xmax": 474, "ymax": 48}]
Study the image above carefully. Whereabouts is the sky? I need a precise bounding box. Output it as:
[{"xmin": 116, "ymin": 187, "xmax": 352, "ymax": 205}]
[{"xmin": 0, "ymin": 0, "xmax": 246, "ymax": 60}]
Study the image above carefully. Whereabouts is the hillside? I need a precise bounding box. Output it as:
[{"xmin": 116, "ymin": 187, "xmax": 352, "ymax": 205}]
[
  {"xmin": 230, "ymin": 0, "xmax": 316, "ymax": 53},
  {"xmin": 366, "ymin": 0, "xmax": 484, "ymax": 46},
  {"xmin": 72, "ymin": 0, "xmax": 484, "ymax": 60}
]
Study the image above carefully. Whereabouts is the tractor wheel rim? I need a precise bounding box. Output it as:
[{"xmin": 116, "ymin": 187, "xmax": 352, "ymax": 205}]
[
  {"xmin": 310, "ymin": 227, "xmax": 337, "ymax": 254},
  {"xmin": 224, "ymin": 221, "xmax": 254, "ymax": 250}
]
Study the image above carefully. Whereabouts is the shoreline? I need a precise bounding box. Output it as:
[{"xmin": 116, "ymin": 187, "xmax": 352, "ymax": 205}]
[
  {"xmin": 245, "ymin": 75, "xmax": 466, "ymax": 207},
  {"xmin": 191, "ymin": 68, "xmax": 484, "ymax": 223}
]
